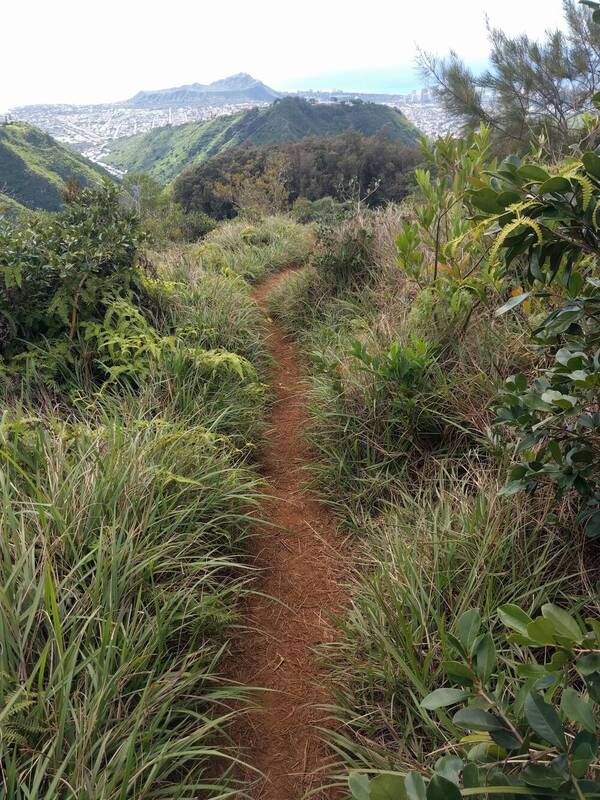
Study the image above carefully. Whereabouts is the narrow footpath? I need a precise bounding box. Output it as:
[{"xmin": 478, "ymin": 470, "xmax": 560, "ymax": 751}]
[{"xmin": 232, "ymin": 268, "xmax": 346, "ymax": 799}]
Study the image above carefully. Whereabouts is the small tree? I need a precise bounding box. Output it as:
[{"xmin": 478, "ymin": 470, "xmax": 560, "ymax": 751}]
[{"xmin": 420, "ymin": 1, "xmax": 600, "ymax": 157}]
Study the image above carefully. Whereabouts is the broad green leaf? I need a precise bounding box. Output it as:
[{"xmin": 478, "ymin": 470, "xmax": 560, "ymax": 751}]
[
  {"xmin": 497, "ymin": 189, "xmax": 521, "ymax": 207},
  {"xmin": 441, "ymin": 660, "xmax": 476, "ymax": 687},
  {"xmin": 470, "ymin": 188, "xmax": 505, "ymax": 214},
  {"xmin": 462, "ymin": 764, "xmax": 483, "ymax": 789},
  {"xmin": 349, "ymin": 773, "xmax": 371, "ymax": 800},
  {"xmin": 571, "ymin": 731, "xmax": 597, "ymax": 778},
  {"xmin": 370, "ymin": 774, "xmax": 408, "ymax": 800},
  {"xmin": 434, "ymin": 756, "xmax": 463, "ymax": 785},
  {"xmin": 576, "ymin": 654, "xmax": 600, "ymax": 675},
  {"xmin": 498, "ymin": 604, "xmax": 533, "ymax": 636},
  {"xmin": 495, "ymin": 292, "xmax": 530, "ymax": 316},
  {"xmin": 489, "ymin": 728, "xmax": 522, "ymax": 750},
  {"xmin": 498, "ymin": 479, "xmax": 528, "ymax": 497},
  {"xmin": 541, "ymin": 604, "xmax": 582, "ymax": 642},
  {"xmin": 426, "ymin": 775, "xmax": 461, "ymax": 800},
  {"xmin": 561, "ymin": 687, "xmax": 595, "ymax": 733},
  {"xmin": 526, "ymin": 617, "xmax": 557, "ymax": 645},
  {"xmin": 524, "ymin": 691, "xmax": 566, "ymax": 750},
  {"xmin": 457, "ymin": 608, "xmax": 481, "ymax": 650},
  {"xmin": 517, "ymin": 164, "xmax": 550, "ymax": 182},
  {"xmin": 405, "ymin": 772, "xmax": 427, "ymax": 800},
  {"xmin": 474, "ymin": 634, "xmax": 496, "ymax": 683},
  {"xmin": 539, "ymin": 176, "xmax": 572, "ymax": 194},
  {"xmin": 454, "ymin": 707, "xmax": 507, "ymax": 732},
  {"xmin": 421, "ymin": 688, "xmax": 470, "ymax": 710},
  {"xmin": 522, "ymin": 763, "xmax": 564, "ymax": 789},
  {"xmin": 584, "ymin": 671, "xmax": 600, "ymax": 703},
  {"xmin": 583, "ymin": 152, "xmax": 600, "ymax": 179},
  {"xmin": 540, "ymin": 390, "xmax": 578, "ymax": 409},
  {"xmin": 467, "ymin": 742, "xmax": 506, "ymax": 763}
]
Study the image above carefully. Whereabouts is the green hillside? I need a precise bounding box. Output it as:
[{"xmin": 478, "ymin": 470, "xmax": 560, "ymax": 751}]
[
  {"xmin": 0, "ymin": 191, "xmax": 27, "ymax": 218},
  {"xmin": 0, "ymin": 121, "xmax": 111, "ymax": 211},
  {"xmin": 104, "ymin": 97, "xmax": 420, "ymax": 183}
]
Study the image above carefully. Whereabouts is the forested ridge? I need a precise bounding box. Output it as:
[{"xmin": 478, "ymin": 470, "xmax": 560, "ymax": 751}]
[{"xmin": 104, "ymin": 96, "xmax": 419, "ymax": 183}]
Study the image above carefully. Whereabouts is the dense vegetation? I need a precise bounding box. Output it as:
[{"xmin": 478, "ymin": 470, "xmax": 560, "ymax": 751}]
[
  {"xmin": 267, "ymin": 113, "xmax": 600, "ymax": 795},
  {"xmin": 0, "ymin": 186, "xmax": 312, "ymax": 797},
  {"xmin": 104, "ymin": 97, "xmax": 419, "ymax": 183},
  {"xmin": 5, "ymin": 3, "xmax": 600, "ymax": 797},
  {"xmin": 173, "ymin": 131, "xmax": 420, "ymax": 219},
  {"xmin": 0, "ymin": 121, "xmax": 110, "ymax": 211}
]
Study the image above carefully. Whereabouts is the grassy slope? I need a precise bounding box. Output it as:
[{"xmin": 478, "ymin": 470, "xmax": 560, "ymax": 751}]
[
  {"xmin": 0, "ymin": 191, "xmax": 27, "ymax": 217},
  {"xmin": 104, "ymin": 97, "xmax": 420, "ymax": 183},
  {"xmin": 0, "ymin": 122, "xmax": 110, "ymax": 211}
]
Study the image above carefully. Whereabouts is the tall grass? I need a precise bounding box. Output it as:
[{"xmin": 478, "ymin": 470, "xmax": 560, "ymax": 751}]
[
  {"xmin": 0, "ymin": 241, "xmax": 271, "ymax": 797},
  {"xmin": 0, "ymin": 407, "xmax": 259, "ymax": 799},
  {"xmin": 195, "ymin": 216, "xmax": 314, "ymax": 282},
  {"xmin": 323, "ymin": 465, "xmax": 587, "ymax": 777}
]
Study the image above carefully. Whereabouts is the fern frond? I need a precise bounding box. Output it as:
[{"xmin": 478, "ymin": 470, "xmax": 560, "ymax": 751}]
[
  {"xmin": 593, "ymin": 199, "xmax": 600, "ymax": 230},
  {"xmin": 571, "ymin": 174, "xmax": 594, "ymax": 210},
  {"xmin": 0, "ymin": 728, "xmax": 28, "ymax": 747},
  {"xmin": 490, "ymin": 217, "xmax": 543, "ymax": 264}
]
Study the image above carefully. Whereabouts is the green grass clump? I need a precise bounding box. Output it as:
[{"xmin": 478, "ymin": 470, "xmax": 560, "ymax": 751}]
[
  {"xmin": 195, "ymin": 215, "xmax": 314, "ymax": 283},
  {"xmin": 0, "ymin": 402, "xmax": 259, "ymax": 799}
]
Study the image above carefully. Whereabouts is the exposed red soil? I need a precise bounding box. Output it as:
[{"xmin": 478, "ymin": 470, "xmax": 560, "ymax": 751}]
[{"xmin": 231, "ymin": 268, "xmax": 347, "ymax": 799}]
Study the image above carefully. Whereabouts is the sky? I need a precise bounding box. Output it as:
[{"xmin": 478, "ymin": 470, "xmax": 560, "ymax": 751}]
[{"xmin": 2, "ymin": 0, "xmax": 567, "ymax": 111}]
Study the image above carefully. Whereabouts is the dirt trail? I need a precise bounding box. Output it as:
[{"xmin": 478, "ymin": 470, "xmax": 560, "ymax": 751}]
[{"xmin": 232, "ymin": 268, "xmax": 346, "ymax": 799}]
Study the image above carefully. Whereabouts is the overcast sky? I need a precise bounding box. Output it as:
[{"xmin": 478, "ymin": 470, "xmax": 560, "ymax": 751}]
[{"xmin": 2, "ymin": 0, "xmax": 567, "ymax": 110}]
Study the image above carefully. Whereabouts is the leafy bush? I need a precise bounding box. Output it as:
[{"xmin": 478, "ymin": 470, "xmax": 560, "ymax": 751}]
[
  {"xmin": 292, "ymin": 195, "xmax": 348, "ymax": 225},
  {"xmin": 0, "ymin": 184, "xmax": 140, "ymax": 349},
  {"xmin": 469, "ymin": 149, "xmax": 600, "ymax": 535},
  {"xmin": 350, "ymin": 601, "xmax": 600, "ymax": 798},
  {"xmin": 0, "ymin": 185, "xmax": 149, "ymax": 390},
  {"xmin": 396, "ymin": 128, "xmax": 500, "ymax": 308},
  {"xmin": 313, "ymin": 213, "xmax": 375, "ymax": 290},
  {"xmin": 123, "ymin": 174, "xmax": 216, "ymax": 245}
]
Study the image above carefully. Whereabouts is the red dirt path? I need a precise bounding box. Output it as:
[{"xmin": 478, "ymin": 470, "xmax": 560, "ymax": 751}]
[{"xmin": 231, "ymin": 269, "xmax": 346, "ymax": 799}]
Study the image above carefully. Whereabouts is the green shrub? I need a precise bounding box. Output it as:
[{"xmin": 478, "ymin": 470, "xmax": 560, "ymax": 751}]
[
  {"xmin": 0, "ymin": 184, "xmax": 140, "ymax": 349},
  {"xmin": 469, "ymin": 148, "xmax": 600, "ymax": 536},
  {"xmin": 292, "ymin": 196, "xmax": 348, "ymax": 225},
  {"xmin": 350, "ymin": 600, "xmax": 600, "ymax": 798},
  {"xmin": 313, "ymin": 213, "xmax": 375, "ymax": 291},
  {"xmin": 122, "ymin": 174, "xmax": 215, "ymax": 245}
]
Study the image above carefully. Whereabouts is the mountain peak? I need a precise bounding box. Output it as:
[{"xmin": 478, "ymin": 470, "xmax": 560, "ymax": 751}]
[{"xmin": 126, "ymin": 74, "xmax": 279, "ymax": 108}]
